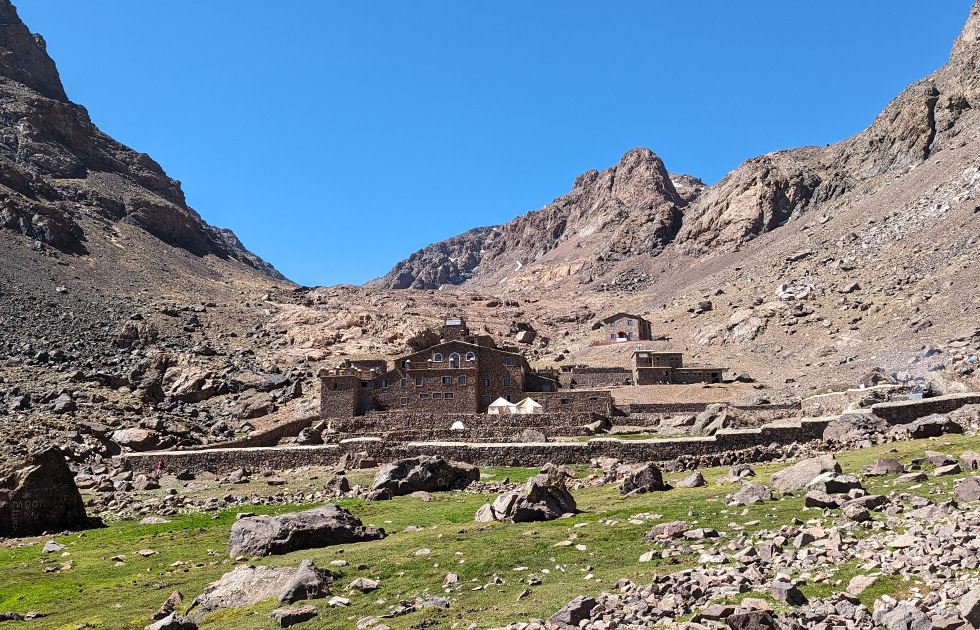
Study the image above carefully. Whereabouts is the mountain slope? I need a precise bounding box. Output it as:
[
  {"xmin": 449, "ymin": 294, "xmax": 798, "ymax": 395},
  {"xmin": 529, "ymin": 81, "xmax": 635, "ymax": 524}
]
[
  {"xmin": 371, "ymin": 2, "xmax": 980, "ymax": 292},
  {"xmin": 367, "ymin": 148, "xmax": 705, "ymax": 290},
  {"xmin": 0, "ymin": 0, "xmax": 285, "ymax": 278}
]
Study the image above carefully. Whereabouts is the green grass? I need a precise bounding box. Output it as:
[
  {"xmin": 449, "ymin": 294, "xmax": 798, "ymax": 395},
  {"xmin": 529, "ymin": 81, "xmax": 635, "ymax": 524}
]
[{"xmin": 1, "ymin": 433, "xmax": 978, "ymax": 629}]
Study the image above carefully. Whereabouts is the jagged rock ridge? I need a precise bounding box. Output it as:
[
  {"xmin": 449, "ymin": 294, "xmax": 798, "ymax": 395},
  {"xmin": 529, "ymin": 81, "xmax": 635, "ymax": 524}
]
[
  {"xmin": 0, "ymin": 0, "xmax": 285, "ymax": 279},
  {"xmin": 368, "ymin": 148, "xmax": 704, "ymax": 290},
  {"xmin": 372, "ymin": 2, "xmax": 980, "ymax": 289}
]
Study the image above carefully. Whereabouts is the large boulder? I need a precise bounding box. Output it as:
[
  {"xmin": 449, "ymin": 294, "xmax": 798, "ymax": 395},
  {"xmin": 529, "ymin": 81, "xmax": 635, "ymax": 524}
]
[
  {"xmin": 620, "ymin": 463, "xmax": 669, "ymax": 496},
  {"xmin": 822, "ymin": 413, "xmax": 889, "ymax": 444},
  {"xmin": 187, "ymin": 565, "xmax": 294, "ymax": 622},
  {"xmin": 547, "ymin": 596, "xmax": 597, "ymax": 629},
  {"xmin": 770, "ymin": 454, "xmax": 841, "ymax": 492},
  {"xmin": 228, "ymin": 505, "xmax": 385, "ymax": 558},
  {"xmin": 112, "ymin": 428, "xmax": 157, "ymax": 450},
  {"xmin": 370, "ymin": 456, "xmax": 479, "ymax": 497},
  {"xmin": 0, "ymin": 446, "xmax": 87, "ymax": 537},
  {"xmin": 690, "ymin": 404, "xmax": 746, "ymax": 436},
  {"xmin": 956, "ymin": 477, "xmax": 980, "ymax": 503},
  {"xmin": 475, "ymin": 468, "xmax": 576, "ymax": 523},
  {"xmin": 889, "ymin": 414, "xmax": 963, "ymax": 439}
]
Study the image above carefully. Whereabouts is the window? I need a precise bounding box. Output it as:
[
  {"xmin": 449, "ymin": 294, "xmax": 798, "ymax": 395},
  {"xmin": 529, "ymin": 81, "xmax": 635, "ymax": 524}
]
[
  {"xmin": 445, "ymin": 393, "xmax": 454, "ymax": 399},
  {"xmin": 504, "ymin": 395, "xmax": 510, "ymax": 402},
  {"xmin": 482, "ymin": 379, "xmax": 489, "ymax": 387},
  {"xmin": 609, "ymin": 321, "xmax": 615, "ymax": 327},
  {"xmin": 381, "ymin": 380, "xmax": 387, "ymax": 388},
  {"xmin": 433, "ymin": 353, "xmax": 443, "ymax": 362},
  {"xmin": 542, "ymin": 385, "xmax": 551, "ymax": 392},
  {"xmin": 506, "ymin": 358, "xmax": 515, "ymax": 366},
  {"xmin": 561, "ymin": 398, "xmax": 570, "ymax": 404},
  {"xmin": 466, "ymin": 352, "xmax": 475, "ymax": 361},
  {"xmin": 361, "ymin": 381, "xmax": 372, "ymax": 388},
  {"xmin": 442, "ymin": 376, "xmax": 451, "ymax": 384},
  {"xmin": 449, "ymin": 353, "xmax": 460, "ymax": 365},
  {"xmin": 483, "ymin": 396, "xmax": 491, "ymax": 404},
  {"xmin": 611, "ymin": 334, "xmax": 616, "ymax": 340},
  {"xmin": 402, "ymin": 360, "xmax": 410, "ymax": 368},
  {"xmin": 628, "ymin": 320, "xmax": 633, "ymax": 325},
  {"xmin": 401, "ymin": 379, "xmax": 407, "ymax": 387},
  {"xmin": 415, "ymin": 377, "xmax": 423, "ymax": 385},
  {"xmin": 419, "ymin": 393, "xmax": 429, "ymax": 399},
  {"xmin": 400, "ymin": 397, "xmax": 408, "ymax": 405},
  {"xmin": 628, "ymin": 332, "xmax": 633, "ymax": 339},
  {"xmin": 503, "ymin": 378, "xmax": 511, "ymax": 386},
  {"xmin": 458, "ymin": 376, "xmax": 466, "ymax": 385},
  {"xmin": 433, "ymin": 393, "xmax": 442, "ymax": 399}
]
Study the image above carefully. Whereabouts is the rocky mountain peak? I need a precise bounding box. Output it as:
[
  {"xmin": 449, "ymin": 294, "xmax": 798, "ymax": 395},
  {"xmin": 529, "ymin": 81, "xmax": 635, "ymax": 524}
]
[
  {"xmin": 0, "ymin": 0, "xmax": 67, "ymax": 102},
  {"xmin": 951, "ymin": 1, "xmax": 980, "ymax": 63}
]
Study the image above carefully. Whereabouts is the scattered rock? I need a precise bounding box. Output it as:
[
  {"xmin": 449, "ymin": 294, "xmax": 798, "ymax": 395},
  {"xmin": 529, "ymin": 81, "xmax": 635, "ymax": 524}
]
[{"xmin": 270, "ymin": 605, "xmax": 318, "ymax": 628}]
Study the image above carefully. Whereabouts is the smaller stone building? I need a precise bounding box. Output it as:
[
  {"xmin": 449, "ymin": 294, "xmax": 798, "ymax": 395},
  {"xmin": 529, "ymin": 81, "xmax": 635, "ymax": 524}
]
[
  {"xmin": 598, "ymin": 313, "xmax": 652, "ymax": 343},
  {"xmin": 633, "ymin": 351, "xmax": 725, "ymax": 384}
]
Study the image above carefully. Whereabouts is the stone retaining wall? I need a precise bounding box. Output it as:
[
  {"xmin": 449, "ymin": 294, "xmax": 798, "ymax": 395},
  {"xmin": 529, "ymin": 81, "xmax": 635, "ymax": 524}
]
[
  {"xmin": 801, "ymin": 385, "xmax": 906, "ymax": 417},
  {"xmin": 196, "ymin": 414, "xmax": 318, "ymax": 450},
  {"xmin": 119, "ymin": 418, "xmax": 830, "ymax": 474},
  {"xmin": 619, "ymin": 403, "xmax": 799, "ymax": 417},
  {"xmin": 871, "ymin": 392, "xmax": 980, "ymax": 424},
  {"xmin": 329, "ymin": 411, "xmax": 606, "ymax": 439}
]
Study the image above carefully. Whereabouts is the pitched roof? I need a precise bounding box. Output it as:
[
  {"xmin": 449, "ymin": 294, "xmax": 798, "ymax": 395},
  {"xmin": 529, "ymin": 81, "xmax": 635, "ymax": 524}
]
[{"xmin": 601, "ymin": 312, "xmax": 646, "ymax": 323}]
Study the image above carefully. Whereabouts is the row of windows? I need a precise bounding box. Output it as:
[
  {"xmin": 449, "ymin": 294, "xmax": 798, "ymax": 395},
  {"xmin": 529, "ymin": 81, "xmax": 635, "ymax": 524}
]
[
  {"xmin": 608, "ymin": 320, "xmax": 635, "ymax": 327},
  {"xmin": 398, "ymin": 393, "xmax": 456, "ymax": 404},
  {"xmin": 610, "ymin": 332, "xmax": 636, "ymax": 340},
  {"xmin": 375, "ymin": 376, "xmax": 517, "ymax": 387}
]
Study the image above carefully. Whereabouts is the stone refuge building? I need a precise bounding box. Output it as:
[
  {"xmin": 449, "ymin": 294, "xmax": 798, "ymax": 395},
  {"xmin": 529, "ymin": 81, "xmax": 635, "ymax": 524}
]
[
  {"xmin": 319, "ymin": 319, "xmax": 612, "ymax": 418},
  {"xmin": 633, "ymin": 351, "xmax": 725, "ymax": 384},
  {"xmin": 596, "ymin": 312, "xmax": 652, "ymax": 343}
]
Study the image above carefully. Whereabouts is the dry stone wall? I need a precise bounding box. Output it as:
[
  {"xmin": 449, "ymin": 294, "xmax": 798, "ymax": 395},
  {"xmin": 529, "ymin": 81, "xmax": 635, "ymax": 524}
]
[
  {"xmin": 871, "ymin": 392, "xmax": 980, "ymax": 424},
  {"xmin": 119, "ymin": 418, "xmax": 831, "ymax": 474}
]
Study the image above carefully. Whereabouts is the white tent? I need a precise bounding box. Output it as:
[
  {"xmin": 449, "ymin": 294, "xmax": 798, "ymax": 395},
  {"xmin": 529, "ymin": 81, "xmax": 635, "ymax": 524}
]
[
  {"xmin": 450, "ymin": 420, "xmax": 466, "ymax": 430},
  {"xmin": 515, "ymin": 397, "xmax": 543, "ymax": 415},
  {"xmin": 487, "ymin": 397, "xmax": 519, "ymax": 415}
]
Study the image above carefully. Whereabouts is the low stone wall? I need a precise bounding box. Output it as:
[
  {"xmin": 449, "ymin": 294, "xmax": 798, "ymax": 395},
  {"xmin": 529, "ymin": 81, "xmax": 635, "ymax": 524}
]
[
  {"xmin": 801, "ymin": 385, "xmax": 906, "ymax": 417},
  {"xmin": 196, "ymin": 414, "xmax": 318, "ymax": 450},
  {"xmin": 329, "ymin": 411, "xmax": 606, "ymax": 440},
  {"xmin": 619, "ymin": 403, "xmax": 798, "ymax": 417},
  {"xmin": 871, "ymin": 392, "xmax": 980, "ymax": 424},
  {"xmin": 558, "ymin": 370, "xmax": 633, "ymax": 389},
  {"xmin": 119, "ymin": 418, "xmax": 830, "ymax": 473}
]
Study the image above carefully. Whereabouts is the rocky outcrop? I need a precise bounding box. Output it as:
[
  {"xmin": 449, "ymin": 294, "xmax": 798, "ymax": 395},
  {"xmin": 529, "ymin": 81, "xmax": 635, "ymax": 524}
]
[
  {"xmin": 370, "ymin": 456, "xmax": 480, "ymax": 497},
  {"xmin": 227, "ymin": 505, "xmax": 385, "ymax": 558},
  {"xmin": 0, "ymin": 446, "xmax": 86, "ymax": 536}
]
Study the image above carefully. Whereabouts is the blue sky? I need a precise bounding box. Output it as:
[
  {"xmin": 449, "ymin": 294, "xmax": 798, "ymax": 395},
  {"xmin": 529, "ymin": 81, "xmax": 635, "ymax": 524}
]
[{"xmin": 17, "ymin": 1, "xmax": 974, "ymax": 287}]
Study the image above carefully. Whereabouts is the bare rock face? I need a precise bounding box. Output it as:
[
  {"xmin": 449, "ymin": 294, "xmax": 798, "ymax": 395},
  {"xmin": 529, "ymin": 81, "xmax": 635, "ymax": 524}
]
[
  {"xmin": 0, "ymin": 446, "xmax": 86, "ymax": 537},
  {"xmin": 370, "ymin": 456, "xmax": 479, "ymax": 497},
  {"xmin": 227, "ymin": 504, "xmax": 385, "ymax": 558},
  {"xmin": 369, "ymin": 148, "xmax": 691, "ymax": 289},
  {"xmin": 0, "ymin": 0, "xmax": 283, "ymax": 277},
  {"xmin": 475, "ymin": 467, "xmax": 577, "ymax": 523}
]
